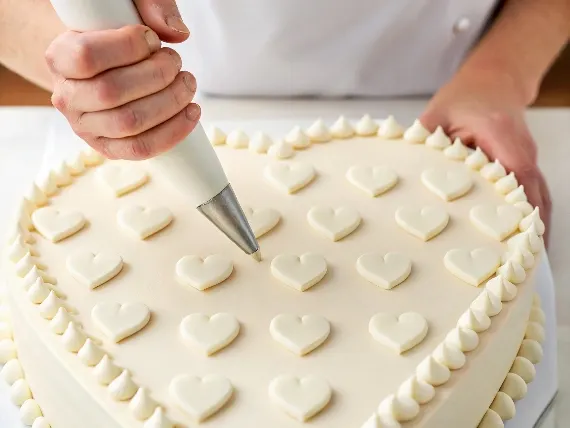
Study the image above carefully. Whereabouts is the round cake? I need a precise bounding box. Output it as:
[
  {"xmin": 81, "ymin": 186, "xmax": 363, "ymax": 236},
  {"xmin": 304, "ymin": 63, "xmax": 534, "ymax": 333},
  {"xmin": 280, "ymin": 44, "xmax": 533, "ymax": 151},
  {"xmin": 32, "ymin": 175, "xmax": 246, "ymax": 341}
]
[{"xmin": 1, "ymin": 115, "xmax": 546, "ymax": 428}]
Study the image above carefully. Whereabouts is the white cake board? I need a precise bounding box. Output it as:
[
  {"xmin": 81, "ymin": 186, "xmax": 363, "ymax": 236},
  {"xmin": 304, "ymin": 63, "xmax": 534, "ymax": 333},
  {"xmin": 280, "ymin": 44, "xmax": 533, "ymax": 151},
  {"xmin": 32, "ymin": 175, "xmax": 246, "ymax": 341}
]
[{"xmin": 0, "ymin": 114, "xmax": 558, "ymax": 428}]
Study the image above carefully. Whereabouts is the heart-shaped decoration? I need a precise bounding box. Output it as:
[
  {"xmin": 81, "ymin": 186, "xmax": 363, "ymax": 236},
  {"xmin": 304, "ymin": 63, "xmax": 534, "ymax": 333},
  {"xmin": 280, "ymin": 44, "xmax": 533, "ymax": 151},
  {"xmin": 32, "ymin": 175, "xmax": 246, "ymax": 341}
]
[
  {"xmin": 91, "ymin": 302, "xmax": 151, "ymax": 343},
  {"xmin": 31, "ymin": 207, "xmax": 86, "ymax": 243},
  {"xmin": 271, "ymin": 253, "xmax": 327, "ymax": 292},
  {"xmin": 265, "ymin": 162, "xmax": 315, "ymax": 194},
  {"xmin": 395, "ymin": 206, "xmax": 449, "ymax": 241},
  {"xmin": 356, "ymin": 252, "xmax": 412, "ymax": 290},
  {"xmin": 117, "ymin": 205, "xmax": 172, "ymax": 239},
  {"xmin": 444, "ymin": 248, "xmax": 500, "ymax": 286},
  {"xmin": 243, "ymin": 207, "xmax": 280, "ymax": 238},
  {"xmin": 97, "ymin": 163, "xmax": 148, "ymax": 196},
  {"xmin": 176, "ymin": 255, "xmax": 233, "ymax": 291},
  {"xmin": 66, "ymin": 251, "xmax": 123, "ymax": 289},
  {"xmin": 346, "ymin": 166, "xmax": 398, "ymax": 197},
  {"xmin": 270, "ymin": 314, "xmax": 330, "ymax": 356},
  {"xmin": 421, "ymin": 168, "xmax": 473, "ymax": 201},
  {"xmin": 307, "ymin": 206, "xmax": 361, "ymax": 241},
  {"xmin": 180, "ymin": 313, "xmax": 240, "ymax": 355},
  {"xmin": 470, "ymin": 205, "xmax": 523, "ymax": 241},
  {"xmin": 269, "ymin": 375, "xmax": 332, "ymax": 422},
  {"xmin": 170, "ymin": 374, "xmax": 233, "ymax": 422},
  {"xmin": 369, "ymin": 312, "xmax": 428, "ymax": 354}
]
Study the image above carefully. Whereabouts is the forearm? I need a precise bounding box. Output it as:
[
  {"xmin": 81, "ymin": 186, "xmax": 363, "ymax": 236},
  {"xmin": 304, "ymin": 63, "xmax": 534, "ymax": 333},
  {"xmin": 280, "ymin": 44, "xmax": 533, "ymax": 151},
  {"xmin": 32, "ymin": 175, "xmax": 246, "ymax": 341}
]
[
  {"xmin": 0, "ymin": 0, "xmax": 65, "ymax": 91},
  {"xmin": 458, "ymin": 0, "xmax": 570, "ymax": 105}
]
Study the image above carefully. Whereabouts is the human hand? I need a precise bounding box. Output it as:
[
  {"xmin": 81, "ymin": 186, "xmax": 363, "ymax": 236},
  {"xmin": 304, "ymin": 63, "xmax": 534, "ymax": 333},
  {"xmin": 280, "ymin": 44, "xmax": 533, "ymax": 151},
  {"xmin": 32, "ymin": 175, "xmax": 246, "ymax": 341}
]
[
  {"xmin": 46, "ymin": 0, "xmax": 200, "ymax": 160},
  {"xmin": 420, "ymin": 69, "xmax": 551, "ymax": 245}
]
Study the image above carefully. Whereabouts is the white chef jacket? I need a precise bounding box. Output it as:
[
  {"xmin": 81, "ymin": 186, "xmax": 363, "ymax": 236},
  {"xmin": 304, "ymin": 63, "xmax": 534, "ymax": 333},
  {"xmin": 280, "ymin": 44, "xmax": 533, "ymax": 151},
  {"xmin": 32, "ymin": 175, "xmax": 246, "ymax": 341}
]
[{"xmin": 177, "ymin": 0, "xmax": 500, "ymax": 97}]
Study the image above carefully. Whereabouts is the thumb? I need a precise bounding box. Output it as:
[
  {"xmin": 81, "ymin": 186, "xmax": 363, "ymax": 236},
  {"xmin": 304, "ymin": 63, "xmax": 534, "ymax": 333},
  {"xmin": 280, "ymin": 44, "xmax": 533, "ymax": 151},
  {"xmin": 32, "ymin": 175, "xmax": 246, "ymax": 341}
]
[{"xmin": 134, "ymin": 0, "xmax": 190, "ymax": 43}]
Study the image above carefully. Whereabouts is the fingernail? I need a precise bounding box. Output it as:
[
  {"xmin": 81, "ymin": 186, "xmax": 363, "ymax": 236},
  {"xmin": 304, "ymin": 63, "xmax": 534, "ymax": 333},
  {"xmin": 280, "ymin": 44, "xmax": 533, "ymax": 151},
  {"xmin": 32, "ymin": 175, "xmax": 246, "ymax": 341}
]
[
  {"xmin": 183, "ymin": 74, "xmax": 197, "ymax": 92},
  {"xmin": 167, "ymin": 49, "xmax": 182, "ymax": 68},
  {"xmin": 144, "ymin": 30, "xmax": 161, "ymax": 52},
  {"xmin": 185, "ymin": 104, "xmax": 201, "ymax": 121},
  {"xmin": 166, "ymin": 16, "xmax": 190, "ymax": 34}
]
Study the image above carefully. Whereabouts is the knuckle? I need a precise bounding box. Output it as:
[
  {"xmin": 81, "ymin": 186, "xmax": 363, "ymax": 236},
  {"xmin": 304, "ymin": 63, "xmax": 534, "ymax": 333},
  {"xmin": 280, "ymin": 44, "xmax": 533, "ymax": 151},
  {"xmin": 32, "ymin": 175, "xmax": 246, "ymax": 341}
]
[
  {"xmin": 94, "ymin": 77, "xmax": 120, "ymax": 106},
  {"xmin": 71, "ymin": 38, "xmax": 97, "ymax": 76},
  {"xmin": 128, "ymin": 137, "xmax": 154, "ymax": 160},
  {"xmin": 114, "ymin": 107, "xmax": 141, "ymax": 135},
  {"xmin": 171, "ymin": 72, "xmax": 195, "ymax": 108},
  {"xmin": 489, "ymin": 112, "xmax": 515, "ymax": 130},
  {"xmin": 50, "ymin": 91, "xmax": 67, "ymax": 112}
]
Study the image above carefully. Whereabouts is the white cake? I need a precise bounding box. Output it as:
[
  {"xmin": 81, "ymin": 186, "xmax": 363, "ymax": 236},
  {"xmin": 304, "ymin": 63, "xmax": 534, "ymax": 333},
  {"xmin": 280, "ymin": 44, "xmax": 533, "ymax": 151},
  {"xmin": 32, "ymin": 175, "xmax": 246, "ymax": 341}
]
[{"xmin": 0, "ymin": 116, "xmax": 546, "ymax": 428}]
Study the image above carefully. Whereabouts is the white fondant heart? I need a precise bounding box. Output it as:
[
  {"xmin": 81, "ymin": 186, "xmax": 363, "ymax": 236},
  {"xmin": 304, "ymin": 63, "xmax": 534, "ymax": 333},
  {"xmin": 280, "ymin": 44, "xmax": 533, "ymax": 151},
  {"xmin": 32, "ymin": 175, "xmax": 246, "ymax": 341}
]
[
  {"xmin": 66, "ymin": 251, "xmax": 123, "ymax": 289},
  {"xmin": 346, "ymin": 166, "xmax": 398, "ymax": 197},
  {"xmin": 97, "ymin": 163, "xmax": 148, "ymax": 196},
  {"xmin": 176, "ymin": 255, "xmax": 233, "ymax": 291},
  {"xmin": 470, "ymin": 205, "xmax": 523, "ymax": 241},
  {"xmin": 444, "ymin": 248, "xmax": 500, "ymax": 286},
  {"xmin": 91, "ymin": 302, "xmax": 150, "ymax": 343},
  {"xmin": 269, "ymin": 375, "xmax": 332, "ymax": 422},
  {"xmin": 243, "ymin": 207, "xmax": 280, "ymax": 238},
  {"xmin": 369, "ymin": 312, "xmax": 428, "ymax": 354},
  {"xmin": 356, "ymin": 252, "xmax": 412, "ymax": 290},
  {"xmin": 31, "ymin": 207, "xmax": 86, "ymax": 242},
  {"xmin": 421, "ymin": 168, "xmax": 473, "ymax": 201},
  {"xmin": 270, "ymin": 314, "xmax": 330, "ymax": 356},
  {"xmin": 117, "ymin": 206, "xmax": 172, "ymax": 239},
  {"xmin": 180, "ymin": 313, "xmax": 240, "ymax": 356},
  {"xmin": 307, "ymin": 206, "xmax": 361, "ymax": 241},
  {"xmin": 271, "ymin": 253, "xmax": 327, "ymax": 292},
  {"xmin": 395, "ymin": 206, "xmax": 449, "ymax": 241},
  {"xmin": 170, "ymin": 374, "xmax": 233, "ymax": 422},
  {"xmin": 265, "ymin": 162, "xmax": 315, "ymax": 194}
]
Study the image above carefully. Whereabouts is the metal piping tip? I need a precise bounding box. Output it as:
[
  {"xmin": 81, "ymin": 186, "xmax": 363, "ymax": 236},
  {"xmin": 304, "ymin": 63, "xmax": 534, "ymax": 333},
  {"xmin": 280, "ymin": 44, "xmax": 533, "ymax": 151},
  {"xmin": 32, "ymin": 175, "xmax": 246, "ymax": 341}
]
[{"xmin": 251, "ymin": 250, "xmax": 263, "ymax": 262}]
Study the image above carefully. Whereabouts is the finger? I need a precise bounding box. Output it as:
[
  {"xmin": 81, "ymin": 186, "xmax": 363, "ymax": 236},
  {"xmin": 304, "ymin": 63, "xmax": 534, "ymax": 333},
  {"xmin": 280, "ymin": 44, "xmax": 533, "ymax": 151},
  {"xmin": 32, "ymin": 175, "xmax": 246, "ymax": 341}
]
[
  {"xmin": 134, "ymin": 0, "xmax": 190, "ymax": 43},
  {"xmin": 59, "ymin": 48, "xmax": 182, "ymax": 112},
  {"xmin": 93, "ymin": 103, "xmax": 201, "ymax": 160},
  {"xmin": 46, "ymin": 25, "xmax": 161, "ymax": 79},
  {"xmin": 77, "ymin": 71, "xmax": 196, "ymax": 138}
]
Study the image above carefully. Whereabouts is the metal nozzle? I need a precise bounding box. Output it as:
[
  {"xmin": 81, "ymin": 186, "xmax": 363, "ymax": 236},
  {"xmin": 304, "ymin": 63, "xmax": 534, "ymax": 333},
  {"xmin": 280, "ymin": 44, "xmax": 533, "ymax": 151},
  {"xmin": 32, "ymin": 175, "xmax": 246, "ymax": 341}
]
[{"xmin": 197, "ymin": 184, "xmax": 260, "ymax": 259}]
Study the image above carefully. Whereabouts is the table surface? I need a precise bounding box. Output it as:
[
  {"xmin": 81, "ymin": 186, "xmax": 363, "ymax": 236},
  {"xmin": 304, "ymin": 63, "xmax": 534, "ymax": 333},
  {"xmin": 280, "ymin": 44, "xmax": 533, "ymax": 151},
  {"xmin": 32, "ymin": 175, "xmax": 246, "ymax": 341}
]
[{"xmin": 0, "ymin": 102, "xmax": 568, "ymax": 428}]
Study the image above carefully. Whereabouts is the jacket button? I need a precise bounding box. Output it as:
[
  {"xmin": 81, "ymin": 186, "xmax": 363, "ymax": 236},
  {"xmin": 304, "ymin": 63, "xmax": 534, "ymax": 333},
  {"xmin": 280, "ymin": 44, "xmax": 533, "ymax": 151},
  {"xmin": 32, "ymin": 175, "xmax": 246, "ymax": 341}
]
[{"xmin": 453, "ymin": 17, "xmax": 471, "ymax": 34}]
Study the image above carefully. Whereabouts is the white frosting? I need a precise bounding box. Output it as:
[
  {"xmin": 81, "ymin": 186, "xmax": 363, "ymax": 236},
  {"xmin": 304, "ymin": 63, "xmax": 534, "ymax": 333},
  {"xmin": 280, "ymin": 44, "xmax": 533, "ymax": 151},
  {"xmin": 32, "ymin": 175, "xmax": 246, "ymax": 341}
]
[
  {"xmin": 465, "ymin": 147, "xmax": 489, "ymax": 170},
  {"xmin": 505, "ymin": 185, "xmax": 527, "ymax": 204},
  {"xmin": 175, "ymin": 255, "xmax": 234, "ymax": 291},
  {"xmin": 444, "ymin": 248, "xmax": 500, "ymax": 286},
  {"xmin": 485, "ymin": 275, "xmax": 517, "ymax": 302},
  {"xmin": 469, "ymin": 204, "xmax": 522, "ymax": 241},
  {"xmin": 62, "ymin": 322, "xmax": 86, "ymax": 353},
  {"xmin": 477, "ymin": 409, "xmax": 503, "ymax": 428},
  {"xmin": 514, "ymin": 201, "xmax": 534, "ymax": 216},
  {"xmin": 529, "ymin": 307, "xmax": 546, "ymax": 325},
  {"xmin": 38, "ymin": 291, "xmax": 63, "ymax": 320},
  {"xmin": 395, "ymin": 206, "xmax": 449, "ymax": 241},
  {"xmin": 144, "ymin": 408, "xmax": 173, "ymax": 428},
  {"xmin": 397, "ymin": 376, "xmax": 435, "ymax": 405},
  {"xmin": 445, "ymin": 327, "xmax": 479, "ymax": 352},
  {"xmin": 97, "ymin": 163, "xmax": 148, "ymax": 196},
  {"xmin": 170, "ymin": 374, "xmax": 233, "ymax": 422},
  {"xmin": 517, "ymin": 339, "xmax": 543, "ymax": 364},
  {"xmin": 66, "ymin": 251, "xmax": 124, "ymax": 289},
  {"xmin": 11, "ymin": 379, "xmax": 32, "ymax": 405},
  {"xmin": 284, "ymin": 126, "xmax": 311, "ymax": 149},
  {"xmin": 77, "ymin": 338, "xmax": 104, "ymax": 366},
  {"xmin": 416, "ymin": 356, "xmax": 450, "ymax": 386},
  {"xmin": 80, "ymin": 146, "xmax": 104, "ymax": 166},
  {"xmin": 500, "ymin": 373, "xmax": 527, "ymax": 401},
  {"xmin": 271, "ymin": 253, "xmax": 327, "ymax": 292},
  {"xmin": 15, "ymin": 252, "xmax": 45, "ymax": 278},
  {"xmin": 377, "ymin": 394, "xmax": 419, "ymax": 422},
  {"xmin": 369, "ymin": 312, "xmax": 428, "ymax": 354},
  {"xmin": 94, "ymin": 355, "xmax": 121, "ymax": 385},
  {"xmin": 0, "ymin": 339, "xmax": 17, "ymax": 364},
  {"xmin": 346, "ymin": 165, "xmax": 398, "ymax": 197},
  {"xmin": 443, "ymin": 138, "xmax": 469, "ymax": 160},
  {"xmin": 421, "ymin": 168, "xmax": 472, "ymax": 201},
  {"xmin": 20, "ymin": 399, "xmax": 43, "ymax": 425},
  {"xmin": 226, "ymin": 129, "xmax": 250, "ymax": 149},
  {"xmin": 0, "ymin": 321, "xmax": 13, "ymax": 340},
  {"xmin": 92, "ymin": 302, "xmax": 151, "ymax": 343},
  {"xmin": 357, "ymin": 252, "xmax": 412, "ymax": 290},
  {"xmin": 307, "ymin": 119, "xmax": 332, "ymax": 142},
  {"xmin": 265, "ymin": 162, "xmax": 316, "ymax": 194},
  {"xmin": 307, "ymin": 206, "xmax": 361, "ymax": 241},
  {"xmin": 117, "ymin": 206, "xmax": 173, "ymax": 240},
  {"xmin": 22, "ymin": 266, "xmax": 56, "ymax": 290},
  {"xmin": 25, "ymin": 183, "xmax": 48, "ymax": 207},
  {"xmin": 36, "ymin": 170, "xmax": 58, "ymax": 196},
  {"xmin": 27, "ymin": 277, "xmax": 50, "ymax": 304},
  {"xmin": 378, "ymin": 116, "xmax": 404, "ymax": 139},
  {"xmin": 510, "ymin": 356, "xmax": 536, "ymax": 383},
  {"xmin": 457, "ymin": 308, "xmax": 491, "ymax": 333},
  {"xmin": 1, "ymin": 358, "xmax": 24, "ymax": 385},
  {"xmin": 480, "ymin": 160, "xmax": 507, "ymax": 182},
  {"xmin": 497, "ymin": 260, "xmax": 526, "ymax": 284},
  {"xmin": 109, "ymin": 370, "xmax": 138, "ymax": 401},
  {"xmin": 6, "ymin": 224, "xmax": 34, "ymax": 245},
  {"xmin": 50, "ymin": 307, "xmax": 72, "ymax": 335},
  {"xmin": 525, "ymin": 322, "xmax": 545, "ymax": 343},
  {"xmin": 519, "ymin": 207, "xmax": 545, "ymax": 235},
  {"xmin": 32, "ymin": 417, "xmax": 51, "ymax": 428},
  {"xmin": 362, "ymin": 413, "xmax": 402, "ymax": 428},
  {"xmin": 7, "ymin": 235, "xmax": 33, "ymax": 263},
  {"xmin": 490, "ymin": 391, "xmax": 515, "ymax": 420},
  {"xmin": 503, "ymin": 246, "xmax": 535, "ymax": 270},
  {"xmin": 269, "ymin": 374, "xmax": 332, "ymax": 422},
  {"xmin": 331, "ymin": 116, "xmax": 355, "ymax": 139},
  {"xmin": 425, "ymin": 126, "xmax": 451, "ymax": 150},
  {"xmin": 243, "ymin": 207, "xmax": 280, "ymax": 238},
  {"xmin": 268, "ymin": 140, "xmax": 295, "ymax": 159},
  {"xmin": 54, "ymin": 162, "xmax": 73, "ymax": 186},
  {"xmin": 180, "ymin": 313, "xmax": 240, "ymax": 356},
  {"xmin": 403, "ymin": 119, "xmax": 430, "ymax": 143},
  {"xmin": 270, "ymin": 314, "xmax": 330, "ymax": 356},
  {"xmin": 249, "ymin": 132, "xmax": 274, "ymax": 153},
  {"xmin": 509, "ymin": 228, "xmax": 543, "ymax": 254},
  {"xmin": 355, "ymin": 114, "xmax": 379, "ymax": 137},
  {"xmin": 129, "ymin": 387, "xmax": 158, "ymax": 420},
  {"xmin": 432, "ymin": 342, "xmax": 466, "ymax": 370},
  {"xmin": 66, "ymin": 154, "xmax": 86, "ymax": 175},
  {"xmin": 471, "ymin": 290, "xmax": 502, "ymax": 317},
  {"xmin": 494, "ymin": 172, "xmax": 518, "ymax": 194},
  {"xmin": 207, "ymin": 126, "xmax": 226, "ymax": 146}
]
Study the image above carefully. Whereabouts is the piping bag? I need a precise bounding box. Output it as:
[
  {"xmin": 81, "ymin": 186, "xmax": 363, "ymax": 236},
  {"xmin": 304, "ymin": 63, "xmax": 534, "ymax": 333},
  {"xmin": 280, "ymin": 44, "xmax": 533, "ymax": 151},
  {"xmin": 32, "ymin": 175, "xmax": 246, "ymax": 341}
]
[{"xmin": 49, "ymin": 0, "xmax": 261, "ymax": 261}]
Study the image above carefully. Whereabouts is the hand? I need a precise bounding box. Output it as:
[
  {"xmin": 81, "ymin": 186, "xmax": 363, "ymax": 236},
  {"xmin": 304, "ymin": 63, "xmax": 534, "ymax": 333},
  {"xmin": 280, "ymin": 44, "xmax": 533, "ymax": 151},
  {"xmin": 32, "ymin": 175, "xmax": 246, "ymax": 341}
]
[
  {"xmin": 420, "ymin": 69, "xmax": 552, "ymax": 245},
  {"xmin": 46, "ymin": 0, "xmax": 200, "ymax": 160}
]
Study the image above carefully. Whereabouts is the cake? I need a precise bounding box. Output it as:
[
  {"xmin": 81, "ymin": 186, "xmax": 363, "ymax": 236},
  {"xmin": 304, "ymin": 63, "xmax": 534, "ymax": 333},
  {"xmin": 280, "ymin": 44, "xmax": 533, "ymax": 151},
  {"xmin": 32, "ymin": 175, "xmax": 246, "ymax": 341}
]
[{"xmin": 0, "ymin": 115, "xmax": 547, "ymax": 428}]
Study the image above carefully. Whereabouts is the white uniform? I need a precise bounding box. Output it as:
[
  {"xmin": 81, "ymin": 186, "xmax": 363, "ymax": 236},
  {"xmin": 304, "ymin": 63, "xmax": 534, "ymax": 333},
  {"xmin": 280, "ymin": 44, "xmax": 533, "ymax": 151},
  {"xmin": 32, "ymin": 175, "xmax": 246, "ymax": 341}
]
[{"xmin": 178, "ymin": 0, "xmax": 500, "ymax": 97}]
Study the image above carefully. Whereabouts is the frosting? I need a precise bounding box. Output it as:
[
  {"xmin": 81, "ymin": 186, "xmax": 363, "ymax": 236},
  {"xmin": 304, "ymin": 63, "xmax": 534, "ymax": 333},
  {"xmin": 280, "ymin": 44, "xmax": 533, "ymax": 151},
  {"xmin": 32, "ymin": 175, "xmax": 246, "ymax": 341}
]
[
  {"xmin": 517, "ymin": 339, "xmax": 543, "ymax": 364},
  {"xmin": 489, "ymin": 392, "xmax": 515, "ymax": 420},
  {"xmin": 505, "ymin": 185, "xmax": 527, "ymax": 204},
  {"xmin": 129, "ymin": 388, "xmax": 158, "ymax": 420},
  {"xmin": 444, "ymin": 248, "xmax": 500, "ymax": 286},
  {"xmin": 497, "ymin": 260, "xmax": 526, "ymax": 284},
  {"xmin": 477, "ymin": 409, "xmax": 503, "ymax": 428},
  {"xmin": 346, "ymin": 165, "xmax": 398, "ymax": 197},
  {"xmin": 480, "ymin": 160, "xmax": 506, "ymax": 182},
  {"xmin": 519, "ymin": 208, "xmax": 545, "ymax": 235},
  {"xmin": 243, "ymin": 207, "xmax": 280, "ymax": 238},
  {"xmin": 362, "ymin": 413, "xmax": 402, "ymax": 428},
  {"xmin": 510, "ymin": 356, "xmax": 536, "ymax": 383},
  {"xmin": 271, "ymin": 253, "xmax": 327, "ymax": 292},
  {"xmin": 403, "ymin": 119, "xmax": 430, "ymax": 143},
  {"xmin": 503, "ymin": 246, "xmax": 534, "ymax": 270},
  {"xmin": 457, "ymin": 308, "xmax": 491, "ymax": 332},
  {"xmin": 416, "ymin": 356, "xmax": 450, "ymax": 386},
  {"xmin": 19, "ymin": 399, "xmax": 43, "ymax": 425},
  {"xmin": 485, "ymin": 275, "xmax": 517, "ymax": 302},
  {"xmin": 0, "ymin": 321, "xmax": 13, "ymax": 340},
  {"xmin": 10, "ymin": 379, "xmax": 32, "ymax": 405},
  {"xmin": 269, "ymin": 374, "xmax": 332, "ymax": 421},
  {"xmin": 144, "ymin": 408, "xmax": 173, "ymax": 428},
  {"xmin": 513, "ymin": 201, "xmax": 534, "ymax": 216},
  {"xmin": 170, "ymin": 374, "xmax": 234, "ymax": 422},
  {"xmin": 425, "ymin": 126, "xmax": 451, "ymax": 150},
  {"xmin": 500, "ymin": 373, "xmax": 527, "ymax": 401},
  {"xmin": 284, "ymin": 126, "xmax": 311, "ymax": 149},
  {"xmin": 432, "ymin": 342, "xmax": 466, "ymax": 370},
  {"xmin": 421, "ymin": 168, "xmax": 472, "ymax": 201},
  {"xmin": 471, "ymin": 290, "xmax": 502, "ymax": 317},
  {"xmin": 508, "ymin": 229, "xmax": 542, "ymax": 254},
  {"xmin": 54, "ymin": 162, "xmax": 73, "ymax": 186},
  {"xmin": 444, "ymin": 138, "xmax": 469, "ymax": 160},
  {"xmin": 378, "ymin": 116, "xmax": 404, "ymax": 139},
  {"xmin": 15, "ymin": 253, "xmax": 46, "ymax": 278},
  {"xmin": 307, "ymin": 119, "xmax": 332, "ymax": 142},
  {"xmin": 265, "ymin": 162, "xmax": 316, "ymax": 194},
  {"xmin": 25, "ymin": 183, "xmax": 48, "ymax": 207},
  {"xmin": 108, "ymin": 370, "xmax": 138, "ymax": 401},
  {"xmin": 36, "ymin": 170, "xmax": 58, "ymax": 196},
  {"xmin": 525, "ymin": 322, "xmax": 545, "ymax": 343},
  {"xmin": 206, "ymin": 126, "xmax": 226, "ymax": 146},
  {"xmin": 32, "ymin": 417, "xmax": 51, "ymax": 428},
  {"xmin": 529, "ymin": 307, "xmax": 546, "ymax": 325},
  {"xmin": 270, "ymin": 314, "xmax": 330, "ymax": 356},
  {"xmin": 445, "ymin": 327, "xmax": 479, "ymax": 352},
  {"xmin": 355, "ymin": 114, "xmax": 379, "ymax": 136},
  {"xmin": 378, "ymin": 394, "xmax": 419, "ymax": 422},
  {"xmin": 77, "ymin": 338, "xmax": 104, "ymax": 366},
  {"xmin": 469, "ymin": 205, "xmax": 522, "ymax": 241},
  {"xmin": 66, "ymin": 153, "xmax": 86, "ymax": 175},
  {"xmin": 80, "ymin": 146, "xmax": 104, "ymax": 166},
  {"xmin": 180, "ymin": 313, "xmax": 240, "ymax": 356},
  {"xmin": 94, "ymin": 355, "xmax": 122, "ymax": 385},
  {"xmin": 22, "ymin": 266, "xmax": 56, "ymax": 290},
  {"xmin": 268, "ymin": 140, "xmax": 295, "ymax": 159},
  {"xmin": 395, "ymin": 206, "xmax": 449, "ymax": 241},
  {"xmin": 1, "ymin": 359, "xmax": 24, "ymax": 385},
  {"xmin": 226, "ymin": 129, "xmax": 250, "ymax": 149},
  {"xmin": 175, "ymin": 255, "xmax": 234, "ymax": 291},
  {"xmin": 494, "ymin": 172, "xmax": 518, "ymax": 195},
  {"xmin": 27, "ymin": 277, "xmax": 50, "ymax": 304},
  {"xmin": 92, "ymin": 302, "xmax": 151, "ymax": 343},
  {"xmin": 249, "ymin": 132, "xmax": 274, "ymax": 153},
  {"xmin": 356, "ymin": 252, "xmax": 412, "ymax": 290},
  {"xmin": 97, "ymin": 163, "xmax": 148, "ymax": 196},
  {"xmin": 0, "ymin": 339, "xmax": 17, "ymax": 363},
  {"xmin": 38, "ymin": 292, "xmax": 63, "ymax": 320},
  {"xmin": 465, "ymin": 147, "xmax": 489, "ymax": 170},
  {"xmin": 117, "ymin": 206, "xmax": 173, "ymax": 240},
  {"xmin": 307, "ymin": 206, "xmax": 361, "ymax": 241},
  {"xmin": 369, "ymin": 312, "xmax": 428, "ymax": 354},
  {"xmin": 397, "ymin": 376, "xmax": 435, "ymax": 404},
  {"xmin": 62, "ymin": 322, "xmax": 87, "ymax": 353},
  {"xmin": 50, "ymin": 307, "xmax": 72, "ymax": 335},
  {"xmin": 66, "ymin": 251, "xmax": 124, "ymax": 289},
  {"xmin": 331, "ymin": 116, "xmax": 355, "ymax": 139}
]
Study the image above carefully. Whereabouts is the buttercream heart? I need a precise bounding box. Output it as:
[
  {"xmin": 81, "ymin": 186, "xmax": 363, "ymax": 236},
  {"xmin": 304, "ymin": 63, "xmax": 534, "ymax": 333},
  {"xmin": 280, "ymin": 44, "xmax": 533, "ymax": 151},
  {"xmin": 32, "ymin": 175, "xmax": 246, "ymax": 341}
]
[
  {"xmin": 395, "ymin": 206, "xmax": 449, "ymax": 241},
  {"xmin": 421, "ymin": 168, "xmax": 472, "ymax": 201},
  {"xmin": 243, "ymin": 207, "xmax": 280, "ymax": 238},
  {"xmin": 97, "ymin": 163, "xmax": 148, "ymax": 196},
  {"xmin": 307, "ymin": 206, "xmax": 361, "ymax": 241},
  {"xmin": 31, "ymin": 207, "xmax": 86, "ymax": 242},
  {"xmin": 369, "ymin": 312, "xmax": 428, "ymax": 354},
  {"xmin": 117, "ymin": 205, "xmax": 172, "ymax": 239},
  {"xmin": 444, "ymin": 248, "xmax": 500, "ymax": 286},
  {"xmin": 264, "ymin": 162, "xmax": 315, "ymax": 194},
  {"xmin": 180, "ymin": 313, "xmax": 240, "ymax": 355},
  {"xmin": 346, "ymin": 165, "xmax": 398, "ymax": 197},
  {"xmin": 356, "ymin": 252, "xmax": 412, "ymax": 290},
  {"xmin": 92, "ymin": 302, "xmax": 151, "ymax": 343},
  {"xmin": 470, "ymin": 204, "xmax": 522, "ymax": 241},
  {"xmin": 176, "ymin": 255, "xmax": 233, "ymax": 291},
  {"xmin": 271, "ymin": 253, "xmax": 327, "ymax": 292},
  {"xmin": 66, "ymin": 251, "xmax": 123, "ymax": 289},
  {"xmin": 270, "ymin": 314, "xmax": 330, "ymax": 356},
  {"xmin": 269, "ymin": 375, "xmax": 332, "ymax": 422}
]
